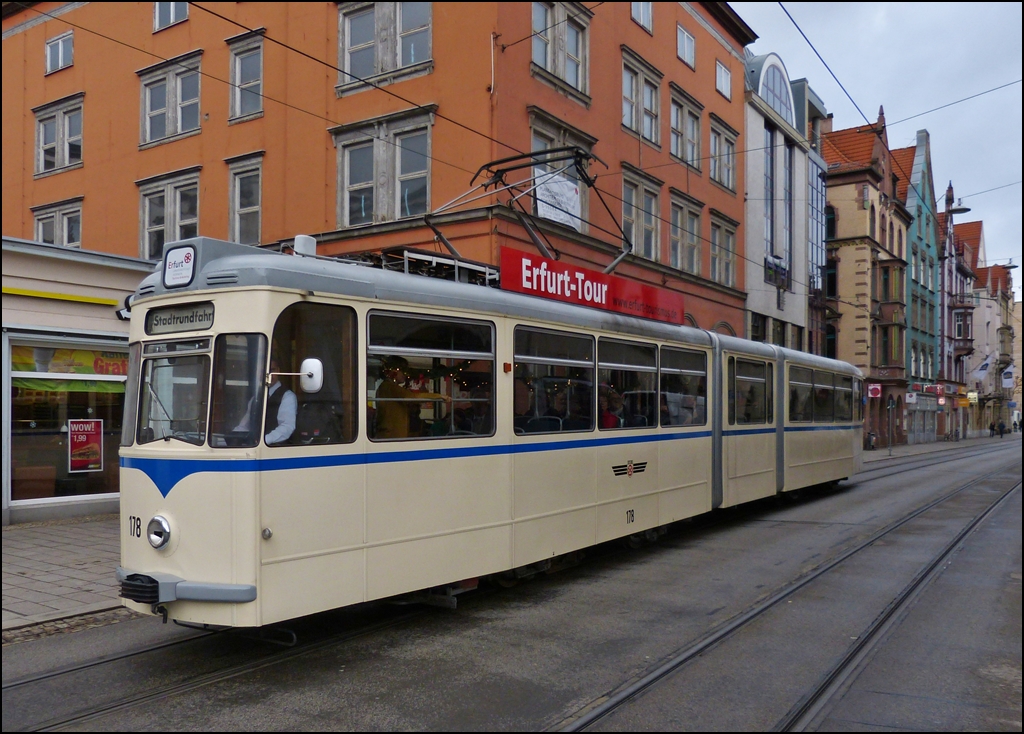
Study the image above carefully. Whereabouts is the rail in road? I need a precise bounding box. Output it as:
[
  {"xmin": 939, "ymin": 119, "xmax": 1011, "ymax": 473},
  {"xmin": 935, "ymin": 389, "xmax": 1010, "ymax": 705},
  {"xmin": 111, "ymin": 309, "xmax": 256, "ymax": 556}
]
[
  {"xmin": 556, "ymin": 445, "xmax": 1021, "ymax": 731},
  {"xmin": 3, "ymin": 439, "xmax": 1020, "ymax": 731}
]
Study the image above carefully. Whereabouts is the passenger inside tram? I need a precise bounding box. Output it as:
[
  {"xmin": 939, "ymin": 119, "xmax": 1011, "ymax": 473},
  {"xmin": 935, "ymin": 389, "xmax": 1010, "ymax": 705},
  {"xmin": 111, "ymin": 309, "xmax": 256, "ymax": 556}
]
[{"xmin": 372, "ymin": 356, "xmax": 450, "ymax": 439}]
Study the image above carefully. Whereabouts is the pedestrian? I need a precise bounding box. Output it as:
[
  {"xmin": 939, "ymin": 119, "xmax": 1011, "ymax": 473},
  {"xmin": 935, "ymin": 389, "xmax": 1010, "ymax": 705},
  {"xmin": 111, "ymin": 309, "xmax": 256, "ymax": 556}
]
[
  {"xmin": 989, "ymin": 422, "xmax": 995, "ymax": 437},
  {"xmin": 998, "ymin": 420, "xmax": 1005, "ymax": 438}
]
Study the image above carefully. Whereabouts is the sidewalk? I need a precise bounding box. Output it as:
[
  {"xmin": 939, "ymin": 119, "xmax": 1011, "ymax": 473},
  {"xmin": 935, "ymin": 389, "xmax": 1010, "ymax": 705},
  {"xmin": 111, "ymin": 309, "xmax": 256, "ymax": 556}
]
[
  {"xmin": 2, "ymin": 514, "xmax": 121, "ymax": 631},
  {"xmin": 3, "ymin": 433, "xmax": 1021, "ymax": 632},
  {"xmin": 861, "ymin": 431, "xmax": 1021, "ymax": 463}
]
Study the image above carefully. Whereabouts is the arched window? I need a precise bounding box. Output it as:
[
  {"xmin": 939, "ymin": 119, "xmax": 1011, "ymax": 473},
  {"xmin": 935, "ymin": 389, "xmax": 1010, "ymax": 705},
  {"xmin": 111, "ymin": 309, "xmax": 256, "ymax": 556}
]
[
  {"xmin": 888, "ymin": 221, "xmax": 894, "ymax": 252},
  {"xmin": 880, "ymin": 214, "xmax": 887, "ymax": 247},
  {"xmin": 760, "ymin": 64, "xmax": 794, "ymax": 126},
  {"xmin": 897, "ymin": 228, "xmax": 903, "ymax": 258}
]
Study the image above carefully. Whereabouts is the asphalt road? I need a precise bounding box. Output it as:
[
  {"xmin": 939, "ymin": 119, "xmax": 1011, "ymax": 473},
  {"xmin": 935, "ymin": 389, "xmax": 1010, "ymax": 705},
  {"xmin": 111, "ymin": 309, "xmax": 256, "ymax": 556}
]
[{"xmin": 3, "ymin": 441, "xmax": 1020, "ymax": 732}]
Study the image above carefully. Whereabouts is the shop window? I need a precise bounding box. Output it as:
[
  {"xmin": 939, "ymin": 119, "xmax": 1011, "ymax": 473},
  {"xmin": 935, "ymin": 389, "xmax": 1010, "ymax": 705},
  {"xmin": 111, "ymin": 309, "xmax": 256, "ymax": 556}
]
[{"xmin": 10, "ymin": 343, "xmax": 128, "ymax": 501}]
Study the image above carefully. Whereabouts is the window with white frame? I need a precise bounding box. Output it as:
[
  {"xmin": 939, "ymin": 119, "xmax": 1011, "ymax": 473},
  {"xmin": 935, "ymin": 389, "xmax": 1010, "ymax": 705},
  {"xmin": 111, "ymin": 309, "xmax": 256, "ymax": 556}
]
[
  {"xmin": 338, "ymin": 2, "xmax": 432, "ymax": 93},
  {"xmin": 677, "ymin": 25, "xmax": 695, "ymax": 68},
  {"xmin": 709, "ymin": 122, "xmax": 736, "ymax": 190},
  {"xmin": 531, "ymin": 2, "xmax": 589, "ymax": 96},
  {"xmin": 710, "ymin": 219, "xmax": 736, "ymax": 287},
  {"xmin": 46, "ymin": 32, "xmax": 73, "ymax": 74},
  {"xmin": 631, "ymin": 2, "xmax": 652, "ymax": 32},
  {"xmin": 138, "ymin": 169, "xmax": 200, "ymax": 259},
  {"xmin": 229, "ymin": 157, "xmax": 262, "ymax": 245},
  {"xmin": 332, "ymin": 106, "xmax": 435, "ymax": 227},
  {"xmin": 154, "ymin": 2, "xmax": 188, "ymax": 32},
  {"xmin": 33, "ymin": 198, "xmax": 83, "ymax": 247},
  {"xmin": 529, "ymin": 107, "xmax": 595, "ymax": 232},
  {"xmin": 34, "ymin": 94, "xmax": 83, "ymax": 174},
  {"xmin": 397, "ymin": 130, "xmax": 428, "ymax": 218},
  {"xmin": 623, "ymin": 173, "xmax": 660, "ymax": 262},
  {"xmin": 622, "ymin": 49, "xmax": 662, "ymax": 143},
  {"xmin": 229, "ymin": 34, "xmax": 263, "ymax": 119},
  {"xmin": 670, "ymin": 198, "xmax": 701, "ymax": 275},
  {"xmin": 670, "ymin": 87, "xmax": 701, "ymax": 168},
  {"xmin": 715, "ymin": 60, "xmax": 731, "ymax": 99},
  {"xmin": 138, "ymin": 52, "xmax": 201, "ymax": 144}
]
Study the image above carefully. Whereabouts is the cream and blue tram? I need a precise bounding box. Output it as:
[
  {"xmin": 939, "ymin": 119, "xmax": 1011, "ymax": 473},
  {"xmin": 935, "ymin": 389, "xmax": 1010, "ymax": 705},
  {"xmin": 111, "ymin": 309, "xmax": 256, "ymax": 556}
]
[{"xmin": 118, "ymin": 238, "xmax": 862, "ymax": 627}]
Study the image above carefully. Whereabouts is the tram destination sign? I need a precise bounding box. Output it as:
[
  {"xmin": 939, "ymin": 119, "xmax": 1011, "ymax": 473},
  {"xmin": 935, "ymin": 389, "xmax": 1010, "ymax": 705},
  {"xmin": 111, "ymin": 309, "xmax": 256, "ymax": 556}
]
[
  {"xmin": 499, "ymin": 247, "xmax": 685, "ymax": 325},
  {"xmin": 145, "ymin": 302, "xmax": 215, "ymax": 335}
]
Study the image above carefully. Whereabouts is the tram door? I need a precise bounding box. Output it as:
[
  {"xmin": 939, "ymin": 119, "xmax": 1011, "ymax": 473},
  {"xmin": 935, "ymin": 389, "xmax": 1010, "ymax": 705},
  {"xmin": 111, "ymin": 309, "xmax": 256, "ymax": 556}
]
[{"xmin": 721, "ymin": 354, "xmax": 777, "ymax": 507}]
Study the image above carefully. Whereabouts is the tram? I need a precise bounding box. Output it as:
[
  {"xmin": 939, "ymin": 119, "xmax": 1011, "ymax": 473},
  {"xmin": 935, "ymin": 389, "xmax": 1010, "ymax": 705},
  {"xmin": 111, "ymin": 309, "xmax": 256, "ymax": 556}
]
[{"xmin": 117, "ymin": 237, "xmax": 862, "ymax": 627}]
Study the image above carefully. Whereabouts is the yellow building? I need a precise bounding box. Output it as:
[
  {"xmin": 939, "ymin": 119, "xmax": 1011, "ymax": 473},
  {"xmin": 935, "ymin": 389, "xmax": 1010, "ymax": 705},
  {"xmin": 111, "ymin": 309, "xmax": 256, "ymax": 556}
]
[{"xmin": 821, "ymin": 109, "xmax": 911, "ymax": 448}]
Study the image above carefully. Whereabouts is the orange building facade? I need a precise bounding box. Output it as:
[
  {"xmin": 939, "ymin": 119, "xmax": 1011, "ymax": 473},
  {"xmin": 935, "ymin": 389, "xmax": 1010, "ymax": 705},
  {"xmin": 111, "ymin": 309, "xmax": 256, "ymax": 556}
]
[{"xmin": 3, "ymin": 2, "xmax": 756, "ymax": 334}]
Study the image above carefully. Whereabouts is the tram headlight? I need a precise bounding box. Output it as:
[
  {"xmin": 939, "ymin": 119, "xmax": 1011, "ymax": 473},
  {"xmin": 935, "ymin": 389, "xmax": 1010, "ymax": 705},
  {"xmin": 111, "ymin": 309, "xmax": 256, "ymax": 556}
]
[{"xmin": 147, "ymin": 515, "xmax": 171, "ymax": 549}]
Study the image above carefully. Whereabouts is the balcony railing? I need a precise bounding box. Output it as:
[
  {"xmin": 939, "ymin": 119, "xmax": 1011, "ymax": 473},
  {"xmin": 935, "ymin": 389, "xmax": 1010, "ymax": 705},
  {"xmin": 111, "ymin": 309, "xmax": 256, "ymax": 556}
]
[
  {"xmin": 951, "ymin": 337, "xmax": 974, "ymax": 356},
  {"xmin": 951, "ymin": 293, "xmax": 975, "ymax": 309}
]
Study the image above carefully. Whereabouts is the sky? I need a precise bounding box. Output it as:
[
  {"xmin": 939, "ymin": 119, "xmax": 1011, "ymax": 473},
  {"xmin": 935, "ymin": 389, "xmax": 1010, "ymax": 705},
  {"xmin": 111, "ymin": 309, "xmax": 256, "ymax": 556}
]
[{"xmin": 731, "ymin": 2, "xmax": 1023, "ymax": 300}]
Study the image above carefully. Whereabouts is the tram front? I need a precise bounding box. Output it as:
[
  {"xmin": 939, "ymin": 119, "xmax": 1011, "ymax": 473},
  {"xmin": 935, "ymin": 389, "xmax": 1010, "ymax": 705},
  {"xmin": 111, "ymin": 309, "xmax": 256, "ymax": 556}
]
[{"xmin": 118, "ymin": 286, "xmax": 272, "ymax": 627}]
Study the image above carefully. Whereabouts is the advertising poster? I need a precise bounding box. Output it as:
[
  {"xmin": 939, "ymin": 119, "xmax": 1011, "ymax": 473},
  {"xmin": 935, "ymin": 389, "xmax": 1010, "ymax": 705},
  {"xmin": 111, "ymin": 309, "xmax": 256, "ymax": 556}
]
[{"xmin": 68, "ymin": 419, "xmax": 103, "ymax": 473}]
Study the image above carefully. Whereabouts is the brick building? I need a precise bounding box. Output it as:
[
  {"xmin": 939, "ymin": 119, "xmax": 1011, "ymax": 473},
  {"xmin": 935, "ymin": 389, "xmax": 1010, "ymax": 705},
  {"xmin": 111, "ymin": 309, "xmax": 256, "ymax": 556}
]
[{"xmin": 3, "ymin": 1, "xmax": 757, "ymax": 335}]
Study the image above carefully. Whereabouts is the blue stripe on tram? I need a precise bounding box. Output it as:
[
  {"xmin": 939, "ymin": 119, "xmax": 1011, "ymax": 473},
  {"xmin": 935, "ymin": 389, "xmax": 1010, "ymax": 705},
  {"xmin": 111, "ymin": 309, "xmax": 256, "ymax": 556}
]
[{"xmin": 122, "ymin": 430, "xmax": 715, "ymax": 497}]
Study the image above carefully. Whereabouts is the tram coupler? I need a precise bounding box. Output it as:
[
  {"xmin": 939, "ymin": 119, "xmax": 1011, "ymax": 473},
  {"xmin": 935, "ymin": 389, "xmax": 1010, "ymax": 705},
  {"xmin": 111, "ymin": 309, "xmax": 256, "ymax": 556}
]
[{"xmin": 152, "ymin": 604, "xmax": 168, "ymax": 623}]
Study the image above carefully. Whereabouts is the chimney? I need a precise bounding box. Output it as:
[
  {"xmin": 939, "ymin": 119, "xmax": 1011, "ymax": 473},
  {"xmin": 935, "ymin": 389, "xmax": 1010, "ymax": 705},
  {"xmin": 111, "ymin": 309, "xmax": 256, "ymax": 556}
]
[{"xmin": 821, "ymin": 113, "xmax": 834, "ymax": 135}]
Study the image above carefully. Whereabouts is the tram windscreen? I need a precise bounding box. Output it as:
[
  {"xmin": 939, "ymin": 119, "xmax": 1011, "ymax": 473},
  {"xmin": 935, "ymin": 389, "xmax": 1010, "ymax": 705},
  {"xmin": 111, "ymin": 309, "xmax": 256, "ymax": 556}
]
[
  {"xmin": 209, "ymin": 334, "xmax": 267, "ymax": 448},
  {"xmin": 137, "ymin": 354, "xmax": 210, "ymax": 445}
]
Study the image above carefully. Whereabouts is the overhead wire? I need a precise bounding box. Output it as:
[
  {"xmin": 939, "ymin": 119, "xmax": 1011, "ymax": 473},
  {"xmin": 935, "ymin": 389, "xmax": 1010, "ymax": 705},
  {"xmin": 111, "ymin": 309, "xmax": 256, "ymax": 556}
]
[{"xmin": 15, "ymin": 2, "xmax": 1014, "ymax": 313}]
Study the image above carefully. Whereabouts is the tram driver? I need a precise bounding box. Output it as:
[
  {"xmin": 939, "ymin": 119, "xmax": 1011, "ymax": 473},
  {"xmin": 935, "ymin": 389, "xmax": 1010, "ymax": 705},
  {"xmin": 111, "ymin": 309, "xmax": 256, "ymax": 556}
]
[{"xmin": 235, "ymin": 355, "xmax": 297, "ymax": 445}]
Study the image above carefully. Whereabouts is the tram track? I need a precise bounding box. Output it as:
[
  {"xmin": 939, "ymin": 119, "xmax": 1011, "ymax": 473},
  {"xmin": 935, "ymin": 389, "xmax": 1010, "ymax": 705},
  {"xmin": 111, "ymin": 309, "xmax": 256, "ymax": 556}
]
[
  {"xmin": 1, "ymin": 629, "xmax": 218, "ymax": 692},
  {"xmin": 15, "ymin": 606, "xmax": 436, "ymax": 733},
  {"xmin": 774, "ymin": 478, "xmax": 1023, "ymax": 731},
  {"xmin": 7, "ymin": 442, "xmax": 1016, "ymax": 732},
  {"xmin": 554, "ymin": 448, "xmax": 1020, "ymax": 732}
]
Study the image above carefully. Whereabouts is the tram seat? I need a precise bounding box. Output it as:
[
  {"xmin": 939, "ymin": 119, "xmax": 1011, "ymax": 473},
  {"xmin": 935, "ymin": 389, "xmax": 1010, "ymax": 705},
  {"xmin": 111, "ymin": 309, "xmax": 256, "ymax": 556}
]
[
  {"xmin": 526, "ymin": 416, "xmax": 561, "ymax": 433},
  {"xmin": 514, "ymin": 415, "xmax": 530, "ymax": 433},
  {"xmin": 562, "ymin": 417, "xmax": 591, "ymax": 431},
  {"xmin": 294, "ymin": 400, "xmax": 344, "ymax": 444}
]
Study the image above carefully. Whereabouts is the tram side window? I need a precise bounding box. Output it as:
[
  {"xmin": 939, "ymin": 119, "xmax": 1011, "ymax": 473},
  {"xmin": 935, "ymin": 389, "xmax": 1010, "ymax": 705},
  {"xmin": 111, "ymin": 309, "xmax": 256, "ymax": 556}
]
[
  {"xmin": 835, "ymin": 375, "xmax": 853, "ymax": 421},
  {"xmin": 729, "ymin": 357, "xmax": 771, "ymax": 425},
  {"xmin": 813, "ymin": 370, "xmax": 834, "ymax": 422},
  {"xmin": 269, "ymin": 303, "xmax": 358, "ymax": 446},
  {"xmin": 209, "ymin": 334, "xmax": 267, "ymax": 448},
  {"xmin": 854, "ymin": 378, "xmax": 863, "ymax": 421},
  {"xmin": 660, "ymin": 347, "xmax": 707, "ymax": 426},
  {"xmin": 514, "ymin": 327, "xmax": 594, "ymax": 434},
  {"xmin": 788, "ymin": 366, "xmax": 813, "ymax": 422},
  {"xmin": 599, "ymin": 339, "xmax": 658, "ymax": 429},
  {"xmin": 368, "ymin": 313, "xmax": 494, "ymax": 440}
]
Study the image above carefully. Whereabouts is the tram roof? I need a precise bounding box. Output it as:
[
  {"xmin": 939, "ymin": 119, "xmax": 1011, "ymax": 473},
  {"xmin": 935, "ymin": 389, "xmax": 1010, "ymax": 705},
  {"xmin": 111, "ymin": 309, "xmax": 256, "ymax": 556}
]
[{"xmin": 135, "ymin": 237, "xmax": 859, "ymax": 377}]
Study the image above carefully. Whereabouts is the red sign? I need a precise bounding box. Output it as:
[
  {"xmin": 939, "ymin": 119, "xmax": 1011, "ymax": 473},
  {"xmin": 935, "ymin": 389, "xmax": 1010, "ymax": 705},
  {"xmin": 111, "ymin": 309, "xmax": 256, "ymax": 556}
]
[
  {"xmin": 68, "ymin": 419, "xmax": 103, "ymax": 473},
  {"xmin": 867, "ymin": 383, "xmax": 882, "ymax": 399},
  {"xmin": 499, "ymin": 247, "xmax": 685, "ymax": 324}
]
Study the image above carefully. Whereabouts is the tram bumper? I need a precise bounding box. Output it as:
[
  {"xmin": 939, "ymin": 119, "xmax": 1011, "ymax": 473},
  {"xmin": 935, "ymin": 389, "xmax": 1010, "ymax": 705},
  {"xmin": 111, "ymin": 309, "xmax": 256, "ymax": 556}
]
[{"xmin": 116, "ymin": 567, "xmax": 257, "ymax": 605}]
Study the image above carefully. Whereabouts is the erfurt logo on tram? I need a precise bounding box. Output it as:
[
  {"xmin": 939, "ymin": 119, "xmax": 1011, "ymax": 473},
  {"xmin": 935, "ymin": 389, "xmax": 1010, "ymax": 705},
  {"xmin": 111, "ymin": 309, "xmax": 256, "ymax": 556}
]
[
  {"xmin": 613, "ymin": 461, "xmax": 648, "ymax": 477},
  {"xmin": 499, "ymin": 247, "xmax": 685, "ymax": 325}
]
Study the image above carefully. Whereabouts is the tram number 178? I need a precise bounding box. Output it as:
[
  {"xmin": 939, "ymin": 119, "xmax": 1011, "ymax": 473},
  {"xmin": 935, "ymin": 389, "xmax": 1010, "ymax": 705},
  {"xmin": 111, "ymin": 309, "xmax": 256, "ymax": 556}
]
[
  {"xmin": 128, "ymin": 515, "xmax": 143, "ymax": 538},
  {"xmin": 625, "ymin": 509, "xmax": 635, "ymax": 524}
]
